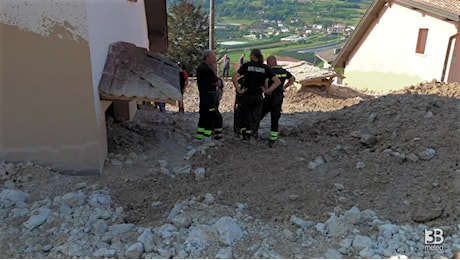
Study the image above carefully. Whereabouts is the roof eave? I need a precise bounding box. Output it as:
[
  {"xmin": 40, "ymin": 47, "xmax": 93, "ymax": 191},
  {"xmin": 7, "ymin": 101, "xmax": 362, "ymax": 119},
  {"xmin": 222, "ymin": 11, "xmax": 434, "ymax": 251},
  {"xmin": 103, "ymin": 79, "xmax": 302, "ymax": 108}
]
[
  {"xmin": 332, "ymin": 0, "xmax": 460, "ymax": 69},
  {"xmin": 400, "ymin": 0, "xmax": 460, "ymax": 22},
  {"xmin": 332, "ymin": 0, "xmax": 388, "ymax": 68}
]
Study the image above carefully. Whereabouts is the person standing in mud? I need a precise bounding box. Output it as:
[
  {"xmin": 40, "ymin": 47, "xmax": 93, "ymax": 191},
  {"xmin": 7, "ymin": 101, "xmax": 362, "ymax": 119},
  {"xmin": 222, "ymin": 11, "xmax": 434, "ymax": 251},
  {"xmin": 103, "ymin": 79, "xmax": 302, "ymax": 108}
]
[
  {"xmin": 239, "ymin": 52, "xmax": 245, "ymax": 68},
  {"xmin": 195, "ymin": 50, "xmax": 223, "ymax": 141},
  {"xmin": 231, "ymin": 49, "xmax": 280, "ymax": 141},
  {"xmin": 221, "ymin": 54, "xmax": 231, "ymax": 80},
  {"xmin": 258, "ymin": 55, "xmax": 296, "ymax": 147},
  {"xmin": 178, "ymin": 63, "xmax": 188, "ymax": 113}
]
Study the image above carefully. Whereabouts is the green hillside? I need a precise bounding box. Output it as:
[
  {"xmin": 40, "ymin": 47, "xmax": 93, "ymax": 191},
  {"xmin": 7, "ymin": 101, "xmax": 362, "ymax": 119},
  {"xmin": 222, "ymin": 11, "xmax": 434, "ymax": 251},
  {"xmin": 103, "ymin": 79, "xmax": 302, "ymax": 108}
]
[
  {"xmin": 166, "ymin": 0, "xmax": 372, "ymax": 65},
  {"xmin": 168, "ymin": 0, "xmax": 372, "ymax": 26}
]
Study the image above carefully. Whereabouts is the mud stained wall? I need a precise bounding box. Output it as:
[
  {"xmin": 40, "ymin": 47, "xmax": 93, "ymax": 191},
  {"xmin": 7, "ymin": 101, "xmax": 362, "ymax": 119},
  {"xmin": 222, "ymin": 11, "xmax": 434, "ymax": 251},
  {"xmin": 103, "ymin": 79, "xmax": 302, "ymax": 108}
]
[
  {"xmin": 0, "ymin": 23, "xmax": 106, "ymax": 173},
  {"xmin": 343, "ymin": 3, "xmax": 458, "ymax": 92}
]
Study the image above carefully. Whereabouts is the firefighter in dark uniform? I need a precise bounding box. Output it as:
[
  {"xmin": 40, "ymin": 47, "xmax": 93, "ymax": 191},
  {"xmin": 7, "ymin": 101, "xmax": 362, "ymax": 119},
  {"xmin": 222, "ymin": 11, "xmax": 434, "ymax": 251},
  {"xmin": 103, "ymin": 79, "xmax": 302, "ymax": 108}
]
[
  {"xmin": 233, "ymin": 75, "xmax": 244, "ymax": 135},
  {"xmin": 195, "ymin": 50, "xmax": 223, "ymax": 141},
  {"xmin": 231, "ymin": 49, "xmax": 280, "ymax": 141},
  {"xmin": 259, "ymin": 55, "xmax": 296, "ymax": 147}
]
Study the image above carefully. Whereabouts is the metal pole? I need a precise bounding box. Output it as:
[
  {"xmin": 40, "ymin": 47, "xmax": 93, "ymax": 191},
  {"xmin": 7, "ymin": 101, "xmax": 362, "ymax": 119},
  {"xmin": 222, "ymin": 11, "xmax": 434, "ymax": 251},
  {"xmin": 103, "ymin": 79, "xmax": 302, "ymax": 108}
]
[{"xmin": 209, "ymin": 0, "xmax": 215, "ymax": 50}]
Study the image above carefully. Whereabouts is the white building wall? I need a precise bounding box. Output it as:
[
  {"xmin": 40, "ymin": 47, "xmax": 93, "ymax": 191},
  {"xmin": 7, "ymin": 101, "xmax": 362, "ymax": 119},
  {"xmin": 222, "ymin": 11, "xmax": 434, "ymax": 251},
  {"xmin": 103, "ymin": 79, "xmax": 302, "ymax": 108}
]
[
  {"xmin": 86, "ymin": 0, "xmax": 149, "ymax": 123},
  {"xmin": 0, "ymin": 0, "xmax": 150, "ymax": 173},
  {"xmin": 344, "ymin": 3, "xmax": 458, "ymax": 91}
]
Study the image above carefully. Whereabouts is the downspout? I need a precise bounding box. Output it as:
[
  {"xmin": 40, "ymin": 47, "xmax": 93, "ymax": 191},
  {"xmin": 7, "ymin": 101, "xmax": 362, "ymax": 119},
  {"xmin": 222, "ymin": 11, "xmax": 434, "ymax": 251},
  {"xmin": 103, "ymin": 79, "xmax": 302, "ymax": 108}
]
[{"xmin": 441, "ymin": 32, "xmax": 460, "ymax": 82}]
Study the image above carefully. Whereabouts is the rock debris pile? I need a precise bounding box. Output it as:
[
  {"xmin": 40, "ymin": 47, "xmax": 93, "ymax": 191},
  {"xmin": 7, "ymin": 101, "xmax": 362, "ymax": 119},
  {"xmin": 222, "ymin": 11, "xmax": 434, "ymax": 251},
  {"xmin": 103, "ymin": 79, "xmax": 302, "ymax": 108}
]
[
  {"xmin": 2, "ymin": 80, "xmax": 460, "ymax": 258},
  {"xmin": 1, "ymin": 161, "xmax": 459, "ymax": 259}
]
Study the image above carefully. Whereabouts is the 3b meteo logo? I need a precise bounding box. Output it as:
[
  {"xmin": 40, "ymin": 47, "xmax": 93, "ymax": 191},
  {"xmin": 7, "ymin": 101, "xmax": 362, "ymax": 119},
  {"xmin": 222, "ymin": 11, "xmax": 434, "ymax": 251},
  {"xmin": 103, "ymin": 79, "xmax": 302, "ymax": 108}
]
[{"xmin": 424, "ymin": 229, "xmax": 444, "ymax": 251}]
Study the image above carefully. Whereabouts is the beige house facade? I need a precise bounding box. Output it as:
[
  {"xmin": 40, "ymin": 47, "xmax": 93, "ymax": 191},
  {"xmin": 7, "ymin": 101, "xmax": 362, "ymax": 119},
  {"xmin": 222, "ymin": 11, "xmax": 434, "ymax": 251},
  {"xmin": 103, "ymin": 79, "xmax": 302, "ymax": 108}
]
[
  {"xmin": 0, "ymin": 0, "xmax": 164, "ymax": 174},
  {"xmin": 333, "ymin": 0, "xmax": 460, "ymax": 92}
]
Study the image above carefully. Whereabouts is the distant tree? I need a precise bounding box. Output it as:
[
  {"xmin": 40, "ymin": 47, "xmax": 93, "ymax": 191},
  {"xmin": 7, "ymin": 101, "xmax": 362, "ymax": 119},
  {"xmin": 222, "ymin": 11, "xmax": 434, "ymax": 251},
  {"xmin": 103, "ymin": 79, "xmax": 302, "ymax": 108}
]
[{"xmin": 167, "ymin": 0, "xmax": 209, "ymax": 75}]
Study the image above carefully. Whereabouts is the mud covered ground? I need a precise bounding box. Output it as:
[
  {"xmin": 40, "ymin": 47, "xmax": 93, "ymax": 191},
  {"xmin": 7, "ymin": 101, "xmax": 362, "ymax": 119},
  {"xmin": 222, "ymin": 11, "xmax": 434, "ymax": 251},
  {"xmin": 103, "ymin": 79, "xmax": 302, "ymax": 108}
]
[{"xmin": 98, "ymin": 80, "xmax": 460, "ymax": 230}]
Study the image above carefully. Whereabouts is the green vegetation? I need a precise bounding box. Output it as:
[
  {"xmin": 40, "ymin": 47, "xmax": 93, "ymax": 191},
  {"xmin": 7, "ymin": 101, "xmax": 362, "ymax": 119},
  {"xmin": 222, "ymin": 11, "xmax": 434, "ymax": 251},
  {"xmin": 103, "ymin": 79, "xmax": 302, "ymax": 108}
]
[
  {"xmin": 167, "ymin": 0, "xmax": 209, "ymax": 73},
  {"xmin": 209, "ymin": 0, "xmax": 371, "ymax": 26},
  {"xmin": 166, "ymin": 0, "xmax": 372, "ymax": 73}
]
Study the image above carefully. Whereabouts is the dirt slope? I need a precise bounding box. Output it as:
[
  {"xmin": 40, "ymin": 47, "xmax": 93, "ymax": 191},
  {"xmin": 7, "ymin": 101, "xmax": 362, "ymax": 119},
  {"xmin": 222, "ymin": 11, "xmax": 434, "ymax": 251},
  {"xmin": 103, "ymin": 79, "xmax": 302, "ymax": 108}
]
[{"xmin": 94, "ymin": 79, "xmax": 460, "ymax": 231}]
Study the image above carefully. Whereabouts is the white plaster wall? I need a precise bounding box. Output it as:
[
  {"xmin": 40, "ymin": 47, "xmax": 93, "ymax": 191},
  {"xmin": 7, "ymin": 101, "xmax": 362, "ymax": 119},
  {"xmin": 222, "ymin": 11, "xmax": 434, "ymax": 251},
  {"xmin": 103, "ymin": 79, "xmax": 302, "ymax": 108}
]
[
  {"xmin": 345, "ymin": 3, "xmax": 458, "ymax": 83},
  {"xmin": 85, "ymin": 0, "xmax": 149, "ymax": 123}
]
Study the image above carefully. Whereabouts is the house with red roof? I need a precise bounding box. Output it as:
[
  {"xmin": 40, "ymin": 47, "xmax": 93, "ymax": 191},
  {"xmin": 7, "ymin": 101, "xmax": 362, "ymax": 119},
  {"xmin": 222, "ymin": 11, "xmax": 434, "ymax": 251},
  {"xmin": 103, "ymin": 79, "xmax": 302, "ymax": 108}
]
[{"xmin": 332, "ymin": 0, "xmax": 460, "ymax": 92}]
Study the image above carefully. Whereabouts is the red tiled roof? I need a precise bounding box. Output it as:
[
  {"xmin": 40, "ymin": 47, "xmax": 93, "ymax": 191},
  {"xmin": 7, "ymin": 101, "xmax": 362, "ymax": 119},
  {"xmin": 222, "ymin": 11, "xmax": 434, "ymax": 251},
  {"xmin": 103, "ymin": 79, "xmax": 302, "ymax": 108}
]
[{"xmin": 411, "ymin": 0, "xmax": 460, "ymax": 15}]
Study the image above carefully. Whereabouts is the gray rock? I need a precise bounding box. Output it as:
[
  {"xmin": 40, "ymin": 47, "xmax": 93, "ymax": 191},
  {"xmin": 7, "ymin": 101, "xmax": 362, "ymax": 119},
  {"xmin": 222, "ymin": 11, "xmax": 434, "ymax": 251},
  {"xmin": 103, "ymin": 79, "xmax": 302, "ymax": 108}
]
[
  {"xmin": 88, "ymin": 193, "xmax": 111, "ymax": 206},
  {"xmin": 368, "ymin": 112, "xmax": 378, "ymax": 123},
  {"xmin": 405, "ymin": 153, "xmax": 420, "ymax": 162},
  {"xmin": 216, "ymin": 247, "xmax": 233, "ymax": 259},
  {"xmin": 186, "ymin": 224, "xmax": 219, "ymax": 248},
  {"xmin": 308, "ymin": 161, "xmax": 319, "ymax": 170},
  {"xmin": 23, "ymin": 207, "xmax": 52, "ymax": 230},
  {"xmin": 158, "ymin": 160, "xmax": 168, "ymax": 168},
  {"xmin": 53, "ymin": 243, "xmax": 82, "ymax": 258},
  {"xmin": 325, "ymin": 214, "xmax": 348, "ymax": 238},
  {"xmin": 42, "ymin": 245, "xmax": 53, "ymax": 252},
  {"xmin": 172, "ymin": 214, "xmax": 193, "ymax": 229},
  {"xmin": 184, "ymin": 149, "xmax": 196, "ymax": 160},
  {"xmin": 360, "ymin": 134, "xmax": 377, "ymax": 146},
  {"xmin": 108, "ymin": 223, "xmax": 135, "ymax": 235},
  {"xmin": 5, "ymin": 163, "xmax": 16, "ymax": 174},
  {"xmin": 91, "ymin": 219, "xmax": 108, "ymax": 234},
  {"xmin": 359, "ymin": 247, "xmax": 375, "ymax": 258},
  {"xmin": 360, "ymin": 209, "xmax": 378, "ymax": 222},
  {"xmin": 333, "ymin": 183, "xmax": 345, "ymax": 191},
  {"xmin": 138, "ymin": 228, "xmax": 155, "ymax": 253},
  {"xmin": 128, "ymin": 151, "xmax": 138, "ymax": 159},
  {"xmin": 110, "ymin": 159, "xmax": 122, "ymax": 166},
  {"xmin": 253, "ymin": 246, "xmax": 282, "ymax": 259},
  {"xmin": 61, "ymin": 191, "xmax": 87, "ymax": 207},
  {"xmin": 151, "ymin": 201, "xmax": 163, "ymax": 207},
  {"xmin": 290, "ymin": 215, "xmax": 316, "ymax": 229},
  {"xmin": 283, "ymin": 228, "xmax": 296, "ymax": 241},
  {"xmin": 160, "ymin": 167, "xmax": 171, "ymax": 176},
  {"xmin": 11, "ymin": 207, "xmax": 29, "ymax": 218},
  {"xmin": 194, "ymin": 168, "xmax": 206, "ymax": 181},
  {"xmin": 167, "ymin": 201, "xmax": 187, "ymax": 222},
  {"xmin": 344, "ymin": 206, "xmax": 361, "ymax": 225},
  {"xmin": 325, "ymin": 248, "xmax": 343, "ymax": 259},
  {"xmin": 173, "ymin": 165, "xmax": 192, "ymax": 175},
  {"xmin": 339, "ymin": 236, "xmax": 354, "ymax": 253},
  {"xmin": 156, "ymin": 224, "xmax": 179, "ymax": 239},
  {"xmin": 75, "ymin": 182, "xmax": 87, "ymax": 190},
  {"xmin": 356, "ymin": 161, "xmax": 366, "ymax": 169},
  {"xmin": 352, "ymin": 235, "xmax": 373, "ymax": 251},
  {"xmin": 411, "ymin": 208, "xmax": 443, "ymax": 222},
  {"xmin": 378, "ymin": 224, "xmax": 399, "ymax": 239},
  {"xmin": 125, "ymin": 242, "xmax": 144, "ymax": 259},
  {"xmin": 418, "ymin": 148, "xmax": 436, "ymax": 160},
  {"xmin": 93, "ymin": 248, "xmax": 116, "ymax": 258},
  {"xmin": 213, "ymin": 216, "xmax": 244, "ymax": 245},
  {"xmin": 204, "ymin": 193, "xmax": 215, "ymax": 205},
  {"xmin": 0, "ymin": 189, "xmax": 30, "ymax": 208}
]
